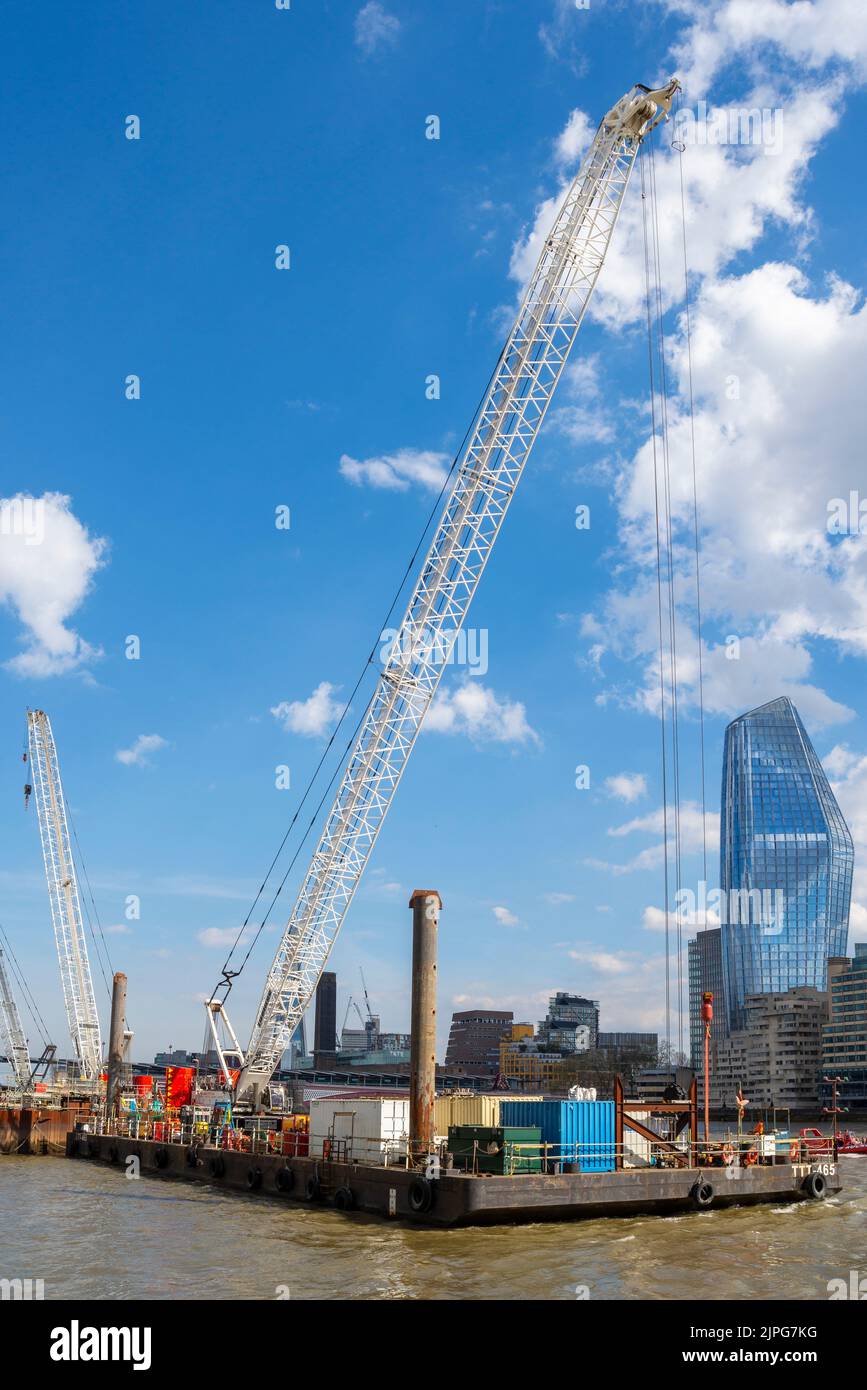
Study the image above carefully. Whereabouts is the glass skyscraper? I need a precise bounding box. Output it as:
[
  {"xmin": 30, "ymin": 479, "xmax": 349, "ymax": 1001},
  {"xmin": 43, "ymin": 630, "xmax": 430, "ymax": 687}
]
[{"xmin": 720, "ymin": 696, "xmax": 853, "ymax": 1031}]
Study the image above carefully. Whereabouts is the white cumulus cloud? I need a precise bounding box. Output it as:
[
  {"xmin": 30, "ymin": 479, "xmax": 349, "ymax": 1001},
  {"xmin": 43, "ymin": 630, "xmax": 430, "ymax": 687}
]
[
  {"xmin": 492, "ymin": 905, "xmax": 520, "ymax": 927},
  {"xmin": 271, "ymin": 681, "xmax": 343, "ymax": 738},
  {"xmin": 115, "ymin": 734, "xmax": 168, "ymax": 767},
  {"xmin": 426, "ymin": 681, "xmax": 540, "ymax": 745},
  {"xmin": 605, "ymin": 772, "xmax": 648, "ymax": 803},
  {"xmin": 0, "ymin": 492, "xmax": 107, "ymax": 677},
  {"xmin": 339, "ymin": 448, "xmax": 449, "ymax": 492}
]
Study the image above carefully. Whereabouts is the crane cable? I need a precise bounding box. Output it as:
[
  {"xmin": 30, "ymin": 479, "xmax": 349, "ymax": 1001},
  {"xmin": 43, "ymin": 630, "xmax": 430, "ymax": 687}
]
[
  {"xmin": 673, "ymin": 102, "xmax": 709, "ymax": 897},
  {"xmin": 639, "ymin": 105, "xmax": 709, "ymax": 1060},
  {"xmin": 211, "ymin": 344, "xmax": 511, "ymax": 999},
  {"xmin": 639, "ymin": 146, "xmax": 673, "ymax": 1056},
  {"xmin": 0, "ymin": 920, "xmax": 51, "ymax": 1051},
  {"xmin": 64, "ymin": 797, "xmax": 114, "ymax": 1003},
  {"xmin": 649, "ymin": 136, "xmax": 686, "ymax": 1059}
]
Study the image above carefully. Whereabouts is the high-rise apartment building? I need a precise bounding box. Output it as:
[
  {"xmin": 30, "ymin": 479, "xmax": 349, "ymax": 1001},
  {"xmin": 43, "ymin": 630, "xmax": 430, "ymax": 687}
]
[
  {"xmin": 537, "ymin": 993, "xmax": 599, "ymax": 1051},
  {"xmin": 720, "ymin": 697, "xmax": 853, "ymax": 1030},
  {"xmin": 822, "ymin": 945, "xmax": 867, "ymax": 1112}
]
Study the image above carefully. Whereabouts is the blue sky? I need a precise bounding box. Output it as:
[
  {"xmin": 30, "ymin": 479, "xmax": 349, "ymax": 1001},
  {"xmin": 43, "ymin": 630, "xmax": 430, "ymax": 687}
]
[{"xmin": 2, "ymin": 0, "xmax": 867, "ymax": 1067}]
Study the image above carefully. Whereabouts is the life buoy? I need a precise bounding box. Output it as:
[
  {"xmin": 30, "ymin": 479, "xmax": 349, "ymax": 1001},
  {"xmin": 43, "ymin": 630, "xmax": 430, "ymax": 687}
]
[
  {"xmin": 691, "ymin": 1180, "xmax": 714, "ymax": 1209},
  {"xmin": 408, "ymin": 1176, "xmax": 435, "ymax": 1214},
  {"xmin": 789, "ymin": 1141, "xmax": 801, "ymax": 1162},
  {"xmin": 744, "ymin": 1148, "xmax": 758, "ymax": 1166},
  {"xmin": 323, "ymin": 1139, "xmax": 332, "ymax": 1161},
  {"xmin": 721, "ymin": 1144, "xmax": 735, "ymax": 1166}
]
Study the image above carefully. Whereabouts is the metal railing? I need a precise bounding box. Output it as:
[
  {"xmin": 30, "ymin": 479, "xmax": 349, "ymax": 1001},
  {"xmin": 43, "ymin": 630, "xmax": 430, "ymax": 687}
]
[{"xmin": 82, "ymin": 1114, "xmax": 838, "ymax": 1175}]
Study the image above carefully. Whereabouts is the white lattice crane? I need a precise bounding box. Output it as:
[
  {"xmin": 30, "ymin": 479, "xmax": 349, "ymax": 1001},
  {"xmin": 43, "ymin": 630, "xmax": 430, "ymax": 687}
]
[
  {"xmin": 0, "ymin": 945, "xmax": 31, "ymax": 1092},
  {"xmin": 27, "ymin": 710, "xmax": 102, "ymax": 1081},
  {"xmin": 211, "ymin": 80, "xmax": 679, "ymax": 1108}
]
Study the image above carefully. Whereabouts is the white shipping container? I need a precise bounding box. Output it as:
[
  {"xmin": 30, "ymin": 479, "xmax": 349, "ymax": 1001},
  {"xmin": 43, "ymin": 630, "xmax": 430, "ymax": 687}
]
[{"xmin": 309, "ymin": 1095, "xmax": 409, "ymax": 1164}]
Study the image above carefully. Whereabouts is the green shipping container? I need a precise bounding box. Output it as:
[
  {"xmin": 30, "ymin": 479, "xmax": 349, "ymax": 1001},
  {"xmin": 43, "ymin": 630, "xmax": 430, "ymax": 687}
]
[{"xmin": 447, "ymin": 1124, "xmax": 542, "ymax": 1174}]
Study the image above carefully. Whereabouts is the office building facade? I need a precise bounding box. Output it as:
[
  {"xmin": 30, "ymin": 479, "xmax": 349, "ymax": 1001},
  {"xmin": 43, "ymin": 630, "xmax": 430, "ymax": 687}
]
[
  {"xmin": 720, "ymin": 697, "xmax": 853, "ymax": 1030},
  {"xmin": 821, "ymin": 945, "xmax": 867, "ymax": 1112},
  {"xmin": 688, "ymin": 928, "xmax": 727, "ymax": 1067},
  {"xmin": 445, "ymin": 1009, "xmax": 514, "ymax": 1073}
]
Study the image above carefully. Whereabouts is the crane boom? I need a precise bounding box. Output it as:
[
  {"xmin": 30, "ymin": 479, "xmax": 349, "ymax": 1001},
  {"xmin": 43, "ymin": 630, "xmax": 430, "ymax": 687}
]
[
  {"xmin": 234, "ymin": 80, "xmax": 679, "ymax": 1106},
  {"xmin": 27, "ymin": 710, "xmax": 102, "ymax": 1081},
  {"xmin": 0, "ymin": 944, "xmax": 31, "ymax": 1092}
]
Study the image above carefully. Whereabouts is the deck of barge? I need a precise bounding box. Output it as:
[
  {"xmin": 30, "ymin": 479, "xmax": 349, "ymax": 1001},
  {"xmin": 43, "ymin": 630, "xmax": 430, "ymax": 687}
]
[{"xmin": 66, "ymin": 1131, "xmax": 842, "ymax": 1227}]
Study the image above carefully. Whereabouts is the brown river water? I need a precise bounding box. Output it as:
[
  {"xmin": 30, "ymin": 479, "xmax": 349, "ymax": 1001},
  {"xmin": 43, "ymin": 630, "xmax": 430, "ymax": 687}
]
[{"xmin": 2, "ymin": 1153, "xmax": 867, "ymax": 1300}]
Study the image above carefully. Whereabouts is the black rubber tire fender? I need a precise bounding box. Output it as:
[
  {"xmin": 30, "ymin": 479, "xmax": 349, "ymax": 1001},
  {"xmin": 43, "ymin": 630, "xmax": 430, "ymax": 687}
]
[
  {"xmin": 334, "ymin": 1186, "xmax": 355, "ymax": 1212},
  {"xmin": 247, "ymin": 1166, "xmax": 263, "ymax": 1191},
  {"xmin": 154, "ymin": 1146, "xmax": 170, "ymax": 1170},
  {"xmin": 208, "ymin": 1153, "xmax": 226, "ymax": 1179},
  {"xmin": 803, "ymin": 1170, "xmax": 827, "ymax": 1200},
  {"xmin": 408, "ymin": 1176, "xmax": 435, "ymax": 1214},
  {"xmin": 691, "ymin": 1180, "xmax": 714, "ymax": 1209},
  {"xmin": 275, "ymin": 1166, "xmax": 295, "ymax": 1194},
  {"xmin": 305, "ymin": 1174, "xmax": 321, "ymax": 1202}
]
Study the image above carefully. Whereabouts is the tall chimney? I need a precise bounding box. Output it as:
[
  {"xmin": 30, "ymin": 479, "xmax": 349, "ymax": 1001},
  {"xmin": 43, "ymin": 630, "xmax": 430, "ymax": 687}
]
[
  {"xmin": 408, "ymin": 890, "xmax": 440, "ymax": 1162},
  {"xmin": 105, "ymin": 971, "xmax": 127, "ymax": 1121}
]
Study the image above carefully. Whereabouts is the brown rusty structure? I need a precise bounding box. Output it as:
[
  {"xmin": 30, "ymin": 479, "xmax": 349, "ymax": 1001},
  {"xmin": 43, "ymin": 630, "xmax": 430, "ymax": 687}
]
[
  {"xmin": 408, "ymin": 889, "xmax": 440, "ymax": 1163},
  {"xmin": 105, "ymin": 971, "xmax": 128, "ymax": 1120}
]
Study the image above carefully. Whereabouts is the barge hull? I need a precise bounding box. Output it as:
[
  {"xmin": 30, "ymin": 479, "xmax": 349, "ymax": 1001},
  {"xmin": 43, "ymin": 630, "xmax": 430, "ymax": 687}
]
[{"xmin": 66, "ymin": 1133, "xmax": 842, "ymax": 1226}]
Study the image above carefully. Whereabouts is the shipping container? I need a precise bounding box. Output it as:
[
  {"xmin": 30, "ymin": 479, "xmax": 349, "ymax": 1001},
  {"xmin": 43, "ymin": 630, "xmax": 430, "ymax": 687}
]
[
  {"xmin": 309, "ymin": 1095, "xmax": 409, "ymax": 1163},
  {"xmin": 447, "ymin": 1124, "xmax": 542, "ymax": 1174},
  {"xmin": 433, "ymin": 1093, "xmax": 544, "ymax": 1137},
  {"xmin": 500, "ymin": 1100, "xmax": 616, "ymax": 1172}
]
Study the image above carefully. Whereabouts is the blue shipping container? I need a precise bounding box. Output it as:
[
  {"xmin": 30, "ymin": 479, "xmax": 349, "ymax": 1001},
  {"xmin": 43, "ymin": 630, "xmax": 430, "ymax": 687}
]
[{"xmin": 499, "ymin": 1100, "xmax": 615, "ymax": 1172}]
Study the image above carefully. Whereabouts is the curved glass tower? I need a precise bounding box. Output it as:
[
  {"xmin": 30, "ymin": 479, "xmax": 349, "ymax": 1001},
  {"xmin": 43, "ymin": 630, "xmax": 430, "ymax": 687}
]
[{"xmin": 720, "ymin": 696, "xmax": 853, "ymax": 1031}]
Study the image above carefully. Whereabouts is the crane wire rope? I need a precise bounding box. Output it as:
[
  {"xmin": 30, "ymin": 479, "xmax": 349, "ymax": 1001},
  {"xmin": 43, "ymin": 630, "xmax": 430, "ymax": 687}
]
[
  {"xmin": 211, "ymin": 347, "xmax": 510, "ymax": 999},
  {"xmin": 648, "ymin": 136, "xmax": 686, "ymax": 1057},
  {"xmin": 640, "ymin": 145, "xmax": 673, "ymax": 1055},
  {"xmin": 0, "ymin": 920, "xmax": 51, "ymax": 1050},
  {"xmin": 673, "ymin": 100, "xmax": 709, "ymax": 901},
  {"xmin": 64, "ymin": 796, "xmax": 114, "ymax": 1004}
]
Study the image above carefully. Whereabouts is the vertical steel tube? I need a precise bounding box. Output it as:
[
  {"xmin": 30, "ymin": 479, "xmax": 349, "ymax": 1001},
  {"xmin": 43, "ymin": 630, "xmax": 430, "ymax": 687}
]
[
  {"xmin": 702, "ymin": 991, "xmax": 713, "ymax": 1143},
  {"xmin": 408, "ymin": 890, "xmax": 440, "ymax": 1162},
  {"xmin": 105, "ymin": 972, "xmax": 127, "ymax": 1121}
]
